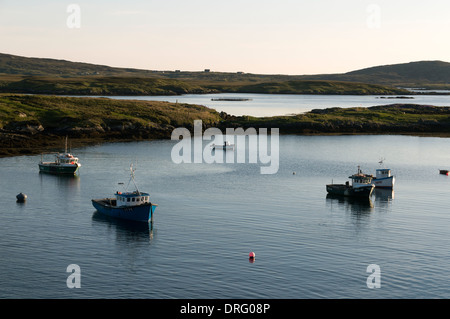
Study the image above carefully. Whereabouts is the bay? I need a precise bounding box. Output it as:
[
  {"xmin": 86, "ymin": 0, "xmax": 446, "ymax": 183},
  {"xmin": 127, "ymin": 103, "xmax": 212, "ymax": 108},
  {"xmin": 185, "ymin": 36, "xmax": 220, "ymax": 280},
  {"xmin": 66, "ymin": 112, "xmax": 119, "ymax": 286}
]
[
  {"xmin": 1, "ymin": 134, "xmax": 450, "ymax": 299},
  {"xmin": 89, "ymin": 93, "xmax": 450, "ymax": 117}
]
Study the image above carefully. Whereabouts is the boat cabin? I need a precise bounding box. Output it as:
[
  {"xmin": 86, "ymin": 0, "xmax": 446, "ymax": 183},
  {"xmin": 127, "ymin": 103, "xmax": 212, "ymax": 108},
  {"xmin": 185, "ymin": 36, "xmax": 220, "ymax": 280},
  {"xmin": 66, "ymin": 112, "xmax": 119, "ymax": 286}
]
[
  {"xmin": 349, "ymin": 170, "xmax": 374, "ymax": 188},
  {"xmin": 115, "ymin": 191, "xmax": 151, "ymax": 207},
  {"xmin": 376, "ymin": 169, "xmax": 391, "ymax": 179},
  {"xmin": 56, "ymin": 153, "xmax": 79, "ymax": 165},
  {"xmin": 352, "ymin": 175, "xmax": 372, "ymax": 184}
]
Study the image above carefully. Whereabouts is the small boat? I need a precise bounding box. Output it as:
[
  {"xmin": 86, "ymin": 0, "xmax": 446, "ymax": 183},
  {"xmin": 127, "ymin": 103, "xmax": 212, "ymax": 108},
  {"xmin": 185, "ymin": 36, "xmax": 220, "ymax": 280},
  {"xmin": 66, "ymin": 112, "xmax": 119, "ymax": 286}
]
[
  {"xmin": 326, "ymin": 166, "xmax": 375, "ymax": 198},
  {"xmin": 38, "ymin": 137, "xmax": 80, "ymax": 175},
  {"xmin": 439, "ymin": 169, "xmax": 449, "ymax": 175},
  {"xmin": 371, "ymin": 168, "xmax": 395, "ymax": 189},
  {"xmin": 91, "ymin": 165, "xmax": 157, "ymax": 223},
  {"xmin": 211, "ymin": 141, "xmax": 235, "ymax": 150},
  {"xmin": 211, "ymin": 98, "xmax": 252, "ymax": 101},
  {"xmin": 362, "ymin": 159, "xmax": 395, "ymax": 188}
]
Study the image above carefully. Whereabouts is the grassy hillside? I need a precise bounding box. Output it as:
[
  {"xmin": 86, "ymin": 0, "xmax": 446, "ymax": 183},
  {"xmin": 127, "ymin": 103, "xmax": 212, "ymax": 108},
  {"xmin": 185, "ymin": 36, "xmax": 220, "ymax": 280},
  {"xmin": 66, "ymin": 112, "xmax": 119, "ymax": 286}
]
[
  {"xmin": 206, "ymin": 80, "xmax": 409, "ymax": 95},
  {"xmin": 221, "ymin": 104, "xmax": 450, "ymax": 134},
  {"xmin": 0, "ymin": 94, "xmax": 220, "ymax": 156},
  {"xmin": 0, "ymin": 94, "xmax": 220, "ymax": 130},
  {"xmin": 0, "ymin": 75, "xmax": 409, "ymax": 96},
  {"xmin": 0, "ymin": 76, "xmax": 219, "ymax": 95},
  {"xmin": 0, "ymin": 53, "xmax": 154, "ymax": 77},
  {"xmin": 303, "ymin": 61, "xmax": 450, "ymax": 89},
  {"xmin": 1, "ymin": 52, "xmax": 449, "ymax": 92}
]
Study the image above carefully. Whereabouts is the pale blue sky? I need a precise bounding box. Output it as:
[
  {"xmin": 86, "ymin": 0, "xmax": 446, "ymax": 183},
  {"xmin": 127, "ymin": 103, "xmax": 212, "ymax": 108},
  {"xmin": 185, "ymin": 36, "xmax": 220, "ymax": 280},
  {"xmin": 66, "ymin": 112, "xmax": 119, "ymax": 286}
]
[{"xmin": 1, "ymin": 0, "xmax": 449, "ymax": 74}]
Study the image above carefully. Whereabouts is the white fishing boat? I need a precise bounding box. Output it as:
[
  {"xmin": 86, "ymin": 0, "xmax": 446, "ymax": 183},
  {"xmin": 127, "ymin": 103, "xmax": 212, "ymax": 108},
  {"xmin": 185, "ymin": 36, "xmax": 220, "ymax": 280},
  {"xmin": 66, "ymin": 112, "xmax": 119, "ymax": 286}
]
[
  {"xmin": 365, "ymin": 159, "xmax": 395, "ymax": 189},
  {"xmin": 371, "ymin": 168, "xmax": 395, "ymax": 189},
  {"xmin": 38, "ymin": 136, "xmax": 81, "ymax": 175}
]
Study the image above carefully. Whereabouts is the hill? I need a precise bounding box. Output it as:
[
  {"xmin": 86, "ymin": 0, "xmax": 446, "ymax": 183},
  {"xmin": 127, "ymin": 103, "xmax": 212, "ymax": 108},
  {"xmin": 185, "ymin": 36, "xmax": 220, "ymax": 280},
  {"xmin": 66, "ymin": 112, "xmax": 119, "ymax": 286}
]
[
  {"xmin": 1, "ymin": 53, "xmax": 449, "ymax": 92},
  {"xmin": 303, "ymin": 61, "xmax": 450, "ymax": 89},
  {"xmin": 0, "ymin": 94, "xmax": 220, "ymax": 156},
  {"xmin": 0, "ymin": 52, "xmax": 408, "ymax": 96},
  {"xmin": 0, "ymin": 53, "xmax": 154, "ymax": 77}
]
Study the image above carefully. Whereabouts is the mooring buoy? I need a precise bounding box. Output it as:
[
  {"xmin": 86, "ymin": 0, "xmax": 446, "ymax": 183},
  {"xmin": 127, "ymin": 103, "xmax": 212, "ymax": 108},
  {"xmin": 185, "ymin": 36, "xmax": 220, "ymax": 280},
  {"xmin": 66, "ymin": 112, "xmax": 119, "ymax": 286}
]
[{"xmin": 16, "ymin": 193, "xmax": 27, "ymax": 202}]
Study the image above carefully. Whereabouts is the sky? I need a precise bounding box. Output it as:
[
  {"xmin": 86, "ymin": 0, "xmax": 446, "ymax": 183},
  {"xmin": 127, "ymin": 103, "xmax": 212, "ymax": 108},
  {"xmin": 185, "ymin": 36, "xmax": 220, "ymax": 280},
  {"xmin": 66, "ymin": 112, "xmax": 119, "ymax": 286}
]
[{"xmin": 0, "ymin": 0, "xmax": 449, "ymax": 75}]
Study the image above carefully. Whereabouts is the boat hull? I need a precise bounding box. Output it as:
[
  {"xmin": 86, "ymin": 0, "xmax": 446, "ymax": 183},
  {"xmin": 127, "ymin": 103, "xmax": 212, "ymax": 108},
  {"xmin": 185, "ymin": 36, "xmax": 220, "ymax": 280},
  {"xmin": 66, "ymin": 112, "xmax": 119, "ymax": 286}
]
[
  {"xmin": 39, "ymin": 163, "xmax": 80, "ymax": 175},
  {"xmin": 212, "ymin": 145, "xmax": 235, "ymax": 150},
  {"xmin": 326, "ymin": 184, "xmax": 374, "ymax": 197},
  {"xmin": 91, "ymin": 198, "xmax": 157, "ymax": 223},
  {"xmin": 372, "ymin": 176, "xmax": 395, "ymax": 189}
]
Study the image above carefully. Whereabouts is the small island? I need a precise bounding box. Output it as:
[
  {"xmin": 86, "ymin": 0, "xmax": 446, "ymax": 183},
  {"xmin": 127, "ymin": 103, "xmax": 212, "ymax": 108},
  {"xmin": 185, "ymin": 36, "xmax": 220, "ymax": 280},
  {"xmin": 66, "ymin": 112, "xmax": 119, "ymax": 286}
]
[{"xmin": 1, "ymin": 94, "xmax": 450, "ymax": 157}]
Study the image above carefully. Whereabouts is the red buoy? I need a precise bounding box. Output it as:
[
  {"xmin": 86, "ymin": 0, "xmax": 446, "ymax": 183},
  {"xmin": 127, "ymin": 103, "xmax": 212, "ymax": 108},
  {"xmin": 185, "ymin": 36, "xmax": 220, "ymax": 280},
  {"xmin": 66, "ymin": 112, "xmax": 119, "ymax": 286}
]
[{"xmin": 249, "ymin": 252, "xmax": 255, "ymax": 259}]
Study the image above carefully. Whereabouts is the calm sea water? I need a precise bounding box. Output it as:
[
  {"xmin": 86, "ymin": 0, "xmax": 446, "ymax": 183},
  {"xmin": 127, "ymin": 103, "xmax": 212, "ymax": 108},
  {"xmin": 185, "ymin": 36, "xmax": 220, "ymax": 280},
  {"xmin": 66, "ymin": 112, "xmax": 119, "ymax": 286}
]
[
  {"xmin": 1, "ymin": 134, "xmax": 450, "ymax": 299},
  {"xmin": 93, "ymin": 93, "xmax": 450, "ymax": 117}
]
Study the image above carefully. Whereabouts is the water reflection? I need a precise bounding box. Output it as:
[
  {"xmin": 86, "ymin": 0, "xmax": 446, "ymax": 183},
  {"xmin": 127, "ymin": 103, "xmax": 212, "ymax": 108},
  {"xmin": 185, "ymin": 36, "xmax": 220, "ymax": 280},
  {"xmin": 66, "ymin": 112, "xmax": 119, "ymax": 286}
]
[
  {"xmin": 38, "ymin": 172, "xmax": 81, "ymax": 190},
  {"xmin": 373, "ymin": 188, "xmax": 395, "ymax": 202},
  {"xmin": 326, "ymin": 194, "xmax": 374, "ymax": 215},
  {"xmin": 91, "ymin": 211, "xmax": 154, "ymax": 243}
]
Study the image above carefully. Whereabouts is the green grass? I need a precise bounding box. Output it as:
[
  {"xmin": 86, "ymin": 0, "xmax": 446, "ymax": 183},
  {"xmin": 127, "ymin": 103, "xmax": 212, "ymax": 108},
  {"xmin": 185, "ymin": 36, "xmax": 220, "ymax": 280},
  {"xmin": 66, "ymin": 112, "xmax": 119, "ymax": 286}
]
[
  {"xmin": 206, "ymin": 80, "xmax": 408, "ymax": 95},
  {"xmin": 0, "ymin": 94, "xmax": 220, "ymax": 131},
  {"xmin": 2, "ymin": 95, "xmax": 449, "ymax": 137},
  {"xmin": 2, "ymin": 94, "xmax": 450, "ymax": 157},
  {"xmin": 221, "ymin": 104, "xmax": 450, "ymax": 134},
  {"xmin": 0, "ymin": 76, "xmax": 219, "ymax": 95},
  {"xmin": 2, "ymin": 52, "xmax": 450, "ymax": 90},
  {"xmin": 0, "ymin": 76, "xmax": 410, "ymax": 96}
]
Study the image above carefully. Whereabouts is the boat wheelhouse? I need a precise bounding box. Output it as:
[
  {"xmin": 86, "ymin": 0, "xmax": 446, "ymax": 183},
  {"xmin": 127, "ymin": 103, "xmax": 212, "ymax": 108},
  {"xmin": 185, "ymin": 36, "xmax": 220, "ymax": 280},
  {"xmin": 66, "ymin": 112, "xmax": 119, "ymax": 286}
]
[{"xmin": 326, "ymin": 166, "xmax": 375, "ymax": 198}]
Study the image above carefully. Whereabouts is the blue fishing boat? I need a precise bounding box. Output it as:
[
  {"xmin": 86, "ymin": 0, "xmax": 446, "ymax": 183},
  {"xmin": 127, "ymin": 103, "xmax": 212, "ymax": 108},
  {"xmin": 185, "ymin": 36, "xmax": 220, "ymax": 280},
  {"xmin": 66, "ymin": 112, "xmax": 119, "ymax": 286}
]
[{"xmin": 91, "ymin": 165, "xmax": 158, "ymax": 223}]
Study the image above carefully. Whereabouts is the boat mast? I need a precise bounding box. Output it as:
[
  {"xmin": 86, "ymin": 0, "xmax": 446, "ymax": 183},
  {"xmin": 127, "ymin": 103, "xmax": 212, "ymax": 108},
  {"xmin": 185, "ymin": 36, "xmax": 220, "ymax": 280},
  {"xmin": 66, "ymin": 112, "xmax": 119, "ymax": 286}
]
[{"xmin": 128, "ymin": 164, "xmax": 140, "ymax": 195}]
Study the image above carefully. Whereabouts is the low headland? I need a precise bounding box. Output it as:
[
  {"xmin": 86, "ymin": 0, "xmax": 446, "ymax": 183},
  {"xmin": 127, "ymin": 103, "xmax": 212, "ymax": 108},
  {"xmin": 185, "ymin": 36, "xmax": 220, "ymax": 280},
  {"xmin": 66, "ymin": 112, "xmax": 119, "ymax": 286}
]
[{"xmin": 1, "ymin": 94, "xmax": 450, "ymax": 157}]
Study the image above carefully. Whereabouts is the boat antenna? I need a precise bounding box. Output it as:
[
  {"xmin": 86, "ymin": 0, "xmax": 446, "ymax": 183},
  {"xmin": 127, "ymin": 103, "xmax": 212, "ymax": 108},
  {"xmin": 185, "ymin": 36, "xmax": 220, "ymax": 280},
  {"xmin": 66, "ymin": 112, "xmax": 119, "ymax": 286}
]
[
  {"xmin": 65, "ymin": 135, "xmax": 68, "ymax": 153},
  {"xmin": 127, "ymin": 164, "xmax": 140, "ymax": 195}
]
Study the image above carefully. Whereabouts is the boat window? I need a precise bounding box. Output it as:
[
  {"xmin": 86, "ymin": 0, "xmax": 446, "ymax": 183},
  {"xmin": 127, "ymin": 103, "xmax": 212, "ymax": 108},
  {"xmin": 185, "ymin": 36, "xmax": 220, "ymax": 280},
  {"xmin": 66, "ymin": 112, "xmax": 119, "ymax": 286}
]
[
  {"xmin": 137, "ymin": 197, "xmax": 140, "ymax": 202},
  {"xmin": 141, "ymin": 197, "xmax": 145, "ymax": 201},
  {"xmin": 127, "ymin": 198, "xmax": 130, "ymax": 202},
  {"xmin": 132, "ymin": 198, "xmax": 135, "ymax": 202}
]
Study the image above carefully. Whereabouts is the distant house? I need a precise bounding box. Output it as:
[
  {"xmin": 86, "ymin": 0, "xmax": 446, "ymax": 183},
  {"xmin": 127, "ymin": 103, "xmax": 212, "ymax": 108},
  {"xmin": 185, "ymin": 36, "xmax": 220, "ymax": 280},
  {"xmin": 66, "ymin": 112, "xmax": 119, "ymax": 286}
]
[
  {"xmin": 204, "ymin": 69, "xmax": 210, "ymax": 72},
  {"xmin": 175, "ymin": 70, "xmax": 181, "ymax": 73}
]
